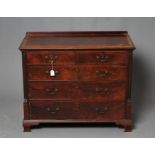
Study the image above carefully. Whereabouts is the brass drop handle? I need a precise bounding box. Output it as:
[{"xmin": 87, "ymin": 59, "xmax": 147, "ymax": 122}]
[
  {"xmin": 44, "ymin": 55, "xmax": 58, "ymax": 61},
  {"xmin": 55, "ymin": 70, "xmax": 59, "ymax": 74},
  {"xmin": 51, "ymin": 55, "xmax": 58, "ymax": 60},
  {"xmin": 95, "ymin": 87, "xmax": 109, "ymax": 95},
  {"xmin": 45, "ymin": 88, "xmax": 59, "ymax": 95},
  {"xmin": 46, "ymin": 106, "xmax": 60, "ymax": 114},
  {"xmin": 96, "ymin": 55, "xmax": 109, "ymax": 62},
  {"xmin": 95, "ymin": 107, "xmax": 108, "ymax": 114},
  {"xmin": 45, "ymin": 88, "xmax": 50, "ymax": 92},
  {"xmin": 44, "ymin": 55, "xmax": 49, "ymax": 60},
  {"xmin": 96, "ymin": 70, "xmax": 109, "ymax": 77}
]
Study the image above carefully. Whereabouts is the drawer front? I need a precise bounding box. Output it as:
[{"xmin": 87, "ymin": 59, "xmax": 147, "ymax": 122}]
[
  {"xmin": 27, "ymin": 65, "xmax": 77, "ymax": 81},
  {"xmin": 28, "ymin": 82, "xmax": 80, "ymax": 99},
  {"xmin": 30, "ymin": 100, "xmax": 79, "ymax": 119},
  {"xmin": 30, "ymin": 100, "xmax": 124, "ymax": 120},
  {"xmin": 78, "ymin": 101, "xmax": 124, "ymax": 120},
  {"xmin": 78, "ymin": 65, "xmax": 127, "ymax": 81},
  {"xmin": 28, "ymin": 81, "xmax": 126, "ymax": 101},
  {"xmin": 26, "ymin": 51, "xmax": 75, "ymax": 65},
  {"xmin": 27, "ymin": 65, "xmax": 127, "ymax": 81},
  {"xmin": 79, "ymin": 81, "xmax": 126, "ymax": 101},
  {"xmin": 77, "ymin": 51, "xmax": 129, "ymax": 65}
]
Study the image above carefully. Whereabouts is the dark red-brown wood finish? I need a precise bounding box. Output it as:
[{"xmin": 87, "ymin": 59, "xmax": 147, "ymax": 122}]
[{"xmin": 19, "ymin": 31, "xmax": 135, "ymax": 132}]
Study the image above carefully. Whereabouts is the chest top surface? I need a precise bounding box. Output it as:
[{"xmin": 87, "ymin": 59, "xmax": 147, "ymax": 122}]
[{"xmin": 19, "ymin": 31, "xmax": 135, "ymax": 50}]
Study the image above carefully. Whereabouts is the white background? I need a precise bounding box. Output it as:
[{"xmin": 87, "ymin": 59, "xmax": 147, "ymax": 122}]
[{"xmin": 0, "ymin": 0, "xmax": 155, "ymax": 155}]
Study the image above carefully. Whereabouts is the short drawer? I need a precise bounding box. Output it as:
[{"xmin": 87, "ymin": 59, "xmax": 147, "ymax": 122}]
[
  {"xmin": 28, "ymin": 82, "xmax": 80, "ymax": 99},
  {"xmin": 30, "ymin": 100, "xmax": 124, "ymax": 120},
  {"xmin": 26, "ymin": 51, "xmax": 75, "ymax": 65},
  {"xmin": 78, "ymin": 101, "xmax": 125, "ymax": 120},
  {"xmin": 79, "ymin": 81, "xmax": 126, "ymax": 101},
  {"xmin": 30, "ymin": 100, "xmax": 78, "ymax": 120},
  {"xmin": 78, "ymin": 65, "xmax": 127, "ymax": 81},
  {"xmin": 77, "ymin": 51, "xmax": 129, "ymax": 65},
  {"xmin": 27, "ymin": 65, "xmax": 77, "ymax": 81}
]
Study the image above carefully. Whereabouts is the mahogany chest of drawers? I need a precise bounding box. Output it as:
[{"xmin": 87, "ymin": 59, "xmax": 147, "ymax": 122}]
[{"xmin": 19, "ymin": 31, "xmax": 135, "ymax": 132}]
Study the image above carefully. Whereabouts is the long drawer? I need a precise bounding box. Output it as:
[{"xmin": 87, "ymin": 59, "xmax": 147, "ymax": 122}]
[
  {"xmin": 27, "ymin": 65, "xmax": 127, "ymax": 81},
  {"xmin": 30, "ymin": 100, "xmax": 125, "ymax": 120},
  {"xmin": 26, "ymin": 51, "xmax": 76, "ymax": 65},
  {"xmin": 26, "ymin": 50, "xmax": 129, "ymax": 65},
  {"xmin": 28, "ymin": 81, "xmax": 126, "ymax": 101}
]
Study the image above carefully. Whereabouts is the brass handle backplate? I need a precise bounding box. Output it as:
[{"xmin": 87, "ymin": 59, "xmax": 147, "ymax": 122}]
[
  {"xmin": 45, "ymin": 88, "xmax": 59, "ymax": 95},
  {"xmin": 96, "ymin": 55, "xmax": 109, "ymax": 62},
  {"xmin": 96, "ymin": 70, "xmax": 109, "ymax": 77},
  {"xmin": 44, "ymin": 55, "xmax": 58, "ymax": 61},
  {"xmin": 46, "ymin": 106, "xmax": 60, "ymax": 114},
  {"xmin": 95, "ymin": 87, "xmax": 110, "ymax": 95},
  {"xmin": 95, "ymin": 107, "xmax": 108, "ymax": 114}
]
